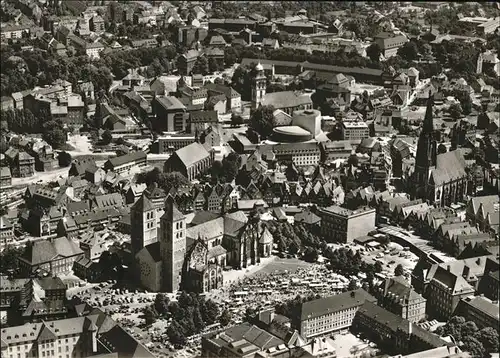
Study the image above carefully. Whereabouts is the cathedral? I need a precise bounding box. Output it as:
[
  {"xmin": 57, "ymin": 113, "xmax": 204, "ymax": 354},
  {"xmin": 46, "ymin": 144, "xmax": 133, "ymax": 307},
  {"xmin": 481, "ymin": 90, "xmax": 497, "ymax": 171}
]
[
  {"xmin": 131, "ymin": 188, "xmax": 273, "ymax": 293},
  {"xmin": 410, "ymin": 95, "xmax": 468, "ymax": 207}
]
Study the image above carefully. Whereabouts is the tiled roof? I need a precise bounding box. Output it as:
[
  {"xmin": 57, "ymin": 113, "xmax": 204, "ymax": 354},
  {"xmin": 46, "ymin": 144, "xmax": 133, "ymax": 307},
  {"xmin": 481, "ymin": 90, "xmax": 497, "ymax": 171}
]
[
  {"xmin": 0, "ymin": 166, "xmax": 11, "ymax": 177},
  {"xmin": 144, "ymin": 242, "xmax": 162, "ymax": 263},
  {"xmin": 173, "ymin": 142, "xmax": 210, "ymax": 168},
  {"xmin": 155, "ymin": 96, "xmax": 186, "ymax": 111},
  {"xmin": 430, "ymin": 150, "xmax": 467, "ymax": 185},
  {"xmin": 132, "ymin": 194, "xmax": 155, "ymax": 212},
  {"xmin": 94, "ymin": 193, "xmax": 124, "ymax": 209}
]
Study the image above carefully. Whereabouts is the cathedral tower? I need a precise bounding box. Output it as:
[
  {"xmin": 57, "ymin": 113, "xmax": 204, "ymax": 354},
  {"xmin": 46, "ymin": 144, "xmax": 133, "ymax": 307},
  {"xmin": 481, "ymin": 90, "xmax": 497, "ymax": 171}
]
[
  {"xmin": 252, "ymin": 62, "xmax": 267, "ymax": 109},
  {"xmin": 411, "ymin": 93, "xmax": 437, "ymax": 200},
  {"xmin": 159, "ymin": 196, "xmax": 186, "ymax": 292},
  {"xmin": 131, "ymin": 194, "xmax": 157, "ymax": 255}
]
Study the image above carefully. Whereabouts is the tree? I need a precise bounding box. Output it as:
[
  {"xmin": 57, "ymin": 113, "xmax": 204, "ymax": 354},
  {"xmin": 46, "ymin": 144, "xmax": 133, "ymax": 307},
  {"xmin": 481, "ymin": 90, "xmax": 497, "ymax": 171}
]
[
  {"xmin": 193, "ymin": 306, "xmax": 206, "ymax": 331},
  {"xmin": 192, "ymin": 56, "xmax": 209, "ymax": 75},
  {"xmin": 348, "ymin": 279, "xmax": 357, "ymax": 291},
  {"xmin": 163, "ymin": 172, "xmax": 190, "ymax": 189},
  {"xmin": 201, "ymin": 299, "xmax": 219, "ymax": 324},
  {"xmin": 366, "ymin": 43, "xmax": 382, "ymax": 62},
  {"xmin": 102, "ymin": 130, "xmax": 113, "ymax": 145},
  {"xmin": 210, "ymin": 160, "xmax": 224, "ymax": 182},
  {"xmin": 58, "ymin": 151, "xmax": 72, "ymax": 167},
  {"xmin": 154, "ymin": 293, "xmax": 169, "ymax": 316},
  {"xmin": 394, "ymin": 264, "xmax": 404, "ymax": 276},
  {"xmin": 397, "ymin": 41, "xmax": 419, "ymax": 62},
  {"xmin": 219, "ymin": 309, "xmax": 232, "ymax": 326},
  {"xmin": 222, "ymin": 152, "xmax": 241, "ymax": 182},
  {"xmin": 231, "ymin": 113, "xmax": 244, "ymax": 127},
  {"xmin": 449, "ymin": 103, "xmax": 463, "ymax": 119},
  {"xmin": 143, "ymin": 306, "xmax": 158, "ymax": 325},
  {"xmin": 0, "ymin": 135, "xmax": 9, "ymax": 153},
  {"xmin": 166, "ymin": 320, "xmax": 187, "ymax": 347},
  {"xmin": 347, "ymin": 154, "xmax": 359, "ymax": 167},
  {"xmin": 249, "ymin": 105, "xmax": 275, "ymax": 139},
  {"xmin": 0, "ymin": 245, "xmax": 24, "ymax": 274},
  {"xmin": 42, "ymin": 119, "xmax": 67, "ymax": 149},
  {"xmin": 289, "ymin": 242, "xmax": 299, "ymax": 255},
  {"xmin": 462, "ymin": 336, "xmax": 485, "ymax": 358},
  {"xmin": 208, "ymin": 57, "xmax": 220, "ymax": 74},
  {"xmin": 303, "ymin": 247, "xmax": 319, "ymax": 263},
  {"xmin": 476, "ymin": 327, "xmax": 499, "ymax": 354},
  {"xmin": 437, "ymin": 143, "xmax": 447, "ymax": 154},
  {"xmin": 374, "ymin": 261, "xmax": 383, "ymax": 273}
]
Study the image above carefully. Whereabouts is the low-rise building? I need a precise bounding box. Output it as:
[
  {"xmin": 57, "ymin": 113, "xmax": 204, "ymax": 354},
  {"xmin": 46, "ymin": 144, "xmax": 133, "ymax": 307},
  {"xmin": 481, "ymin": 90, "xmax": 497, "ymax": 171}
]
[
  {"xmin": 103, "ymin": 151, "xmax": 147, "ymax": 174},
  {"xmin": 374, "ymin": 32, "xmax": 409, "ymax": 58},
  {"xmin": 157, "ymin": 134, "xmax": 195, "ymax": 154},
  {"xmin": 318, "ymin": 206, "xmax": 376, "ymax": 243},
  {"xmin": 320, "ymin": 140, "xmax": 353, "ymax": 163},
  {"xmin": 272, "ymin": 142, "xmax": 321, "ymax": 167},
  {"xmin": 295, "ymin": 289, "xmax": 376, "ymax": 340}
]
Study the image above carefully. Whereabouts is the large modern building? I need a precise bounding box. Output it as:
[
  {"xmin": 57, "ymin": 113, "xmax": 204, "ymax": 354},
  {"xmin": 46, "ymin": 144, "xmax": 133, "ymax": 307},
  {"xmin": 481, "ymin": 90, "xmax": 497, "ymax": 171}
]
[
  {"xmin": 317, "ymin": 206, "xmax": 376, "ymax": 243},
  {"xmin": 341, "ymin": 121, "xmax": 370, "ymax": 141},
  {"xmin": 152, "ymin": 96, "xmax": 188, "ymax": 132},
  {"xmin": 295, "ymin": 289, "xmax": 376, "ymax": 340}
]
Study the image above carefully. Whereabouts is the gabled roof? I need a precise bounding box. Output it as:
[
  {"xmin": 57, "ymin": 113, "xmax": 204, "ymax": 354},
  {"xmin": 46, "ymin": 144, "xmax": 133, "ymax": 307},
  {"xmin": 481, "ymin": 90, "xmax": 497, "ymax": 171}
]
[{"xmin": 173, "ymin": 142, "xmax": 210, "ymax": 168}]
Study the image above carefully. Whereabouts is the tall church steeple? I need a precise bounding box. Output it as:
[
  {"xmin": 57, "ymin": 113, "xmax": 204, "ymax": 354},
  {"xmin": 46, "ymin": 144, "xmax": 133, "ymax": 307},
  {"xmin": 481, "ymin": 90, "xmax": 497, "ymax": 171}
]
[
  {"xmin": 415, "ymin": 93, "xmax": 437, "ymax": 169},
  {"xmin": 412, "ymin": 93, "xmax": 437, "ymax": 200}
]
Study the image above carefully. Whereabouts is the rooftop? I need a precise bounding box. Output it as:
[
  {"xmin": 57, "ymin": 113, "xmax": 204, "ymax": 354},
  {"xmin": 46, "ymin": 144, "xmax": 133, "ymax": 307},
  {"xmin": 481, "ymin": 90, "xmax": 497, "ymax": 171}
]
[{"xmin": 300, "ymin": 289, "xmax": 376, "ymax": 320}]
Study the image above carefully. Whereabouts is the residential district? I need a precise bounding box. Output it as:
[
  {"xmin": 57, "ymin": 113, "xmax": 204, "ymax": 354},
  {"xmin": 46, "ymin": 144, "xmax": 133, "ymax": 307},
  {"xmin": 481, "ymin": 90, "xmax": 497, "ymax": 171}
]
[{"xmin": 0, "ymin": 1, "xmax": 499, "ymax": 358}]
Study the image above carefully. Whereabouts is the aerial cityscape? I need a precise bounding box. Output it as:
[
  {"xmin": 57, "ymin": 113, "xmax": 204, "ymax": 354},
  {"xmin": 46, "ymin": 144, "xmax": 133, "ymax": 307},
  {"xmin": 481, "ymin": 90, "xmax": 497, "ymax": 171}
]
[{"xmin": 0, "ymin": 1, "xmax": 499, "ymax": 358}]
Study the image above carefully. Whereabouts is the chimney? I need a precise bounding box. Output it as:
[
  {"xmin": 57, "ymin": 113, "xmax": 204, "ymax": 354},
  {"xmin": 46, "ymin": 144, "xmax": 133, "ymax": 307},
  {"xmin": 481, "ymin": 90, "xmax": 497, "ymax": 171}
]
[
  {"xmin": 476, "ymin": 258, "xmax": 481, "ymax": 265},
  {"xmin": 447, "ymin": 265, "xmax": 451, "ymax": 271},
  {"xmin": 462, "ymin": 266, "xmax": 470, "ymax": 278}
]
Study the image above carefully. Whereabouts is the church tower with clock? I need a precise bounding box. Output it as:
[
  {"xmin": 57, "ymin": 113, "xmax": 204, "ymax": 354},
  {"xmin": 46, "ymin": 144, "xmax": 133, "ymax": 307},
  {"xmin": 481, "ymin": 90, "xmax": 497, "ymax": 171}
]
[
  {"xmin": 252, "ymin": 62, "xmax": 267, "ymax": 109},
  {"xmin": 160, "ymin": 196, "xmax": 186, "ymax": 292}
]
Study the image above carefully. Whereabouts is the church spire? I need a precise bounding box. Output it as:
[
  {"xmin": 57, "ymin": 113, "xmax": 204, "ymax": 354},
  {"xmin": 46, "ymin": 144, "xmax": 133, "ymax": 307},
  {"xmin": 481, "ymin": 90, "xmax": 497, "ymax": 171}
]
[{"xmin": 422, "ymin": 91, "xmax": 434, "ymax": 134}]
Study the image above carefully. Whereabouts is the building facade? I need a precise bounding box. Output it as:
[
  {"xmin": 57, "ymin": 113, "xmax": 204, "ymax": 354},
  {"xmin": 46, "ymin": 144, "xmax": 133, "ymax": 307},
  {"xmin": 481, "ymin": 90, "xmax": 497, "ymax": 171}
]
[
  {"xmin": 297, "ymin": 289, "xmax": 377, "ymax": 340},
  {"xmin": 410, "ymin": 96, "xmax": 468, "ymax": 206},
  {"xmin": 318, "ymin": 206, "xmax": 376, "ymax": 243}
]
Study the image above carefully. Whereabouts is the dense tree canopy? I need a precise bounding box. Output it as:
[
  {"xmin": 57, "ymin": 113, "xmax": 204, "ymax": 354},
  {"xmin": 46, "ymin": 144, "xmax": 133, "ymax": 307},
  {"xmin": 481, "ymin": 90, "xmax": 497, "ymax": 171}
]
[
  {"xmin": 249, "ymin": 105, "xmax": 275, "ymax": 139},
  {"xmin": 436, "ymin": 316, "xmax": 499, "ymax": 358}
]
